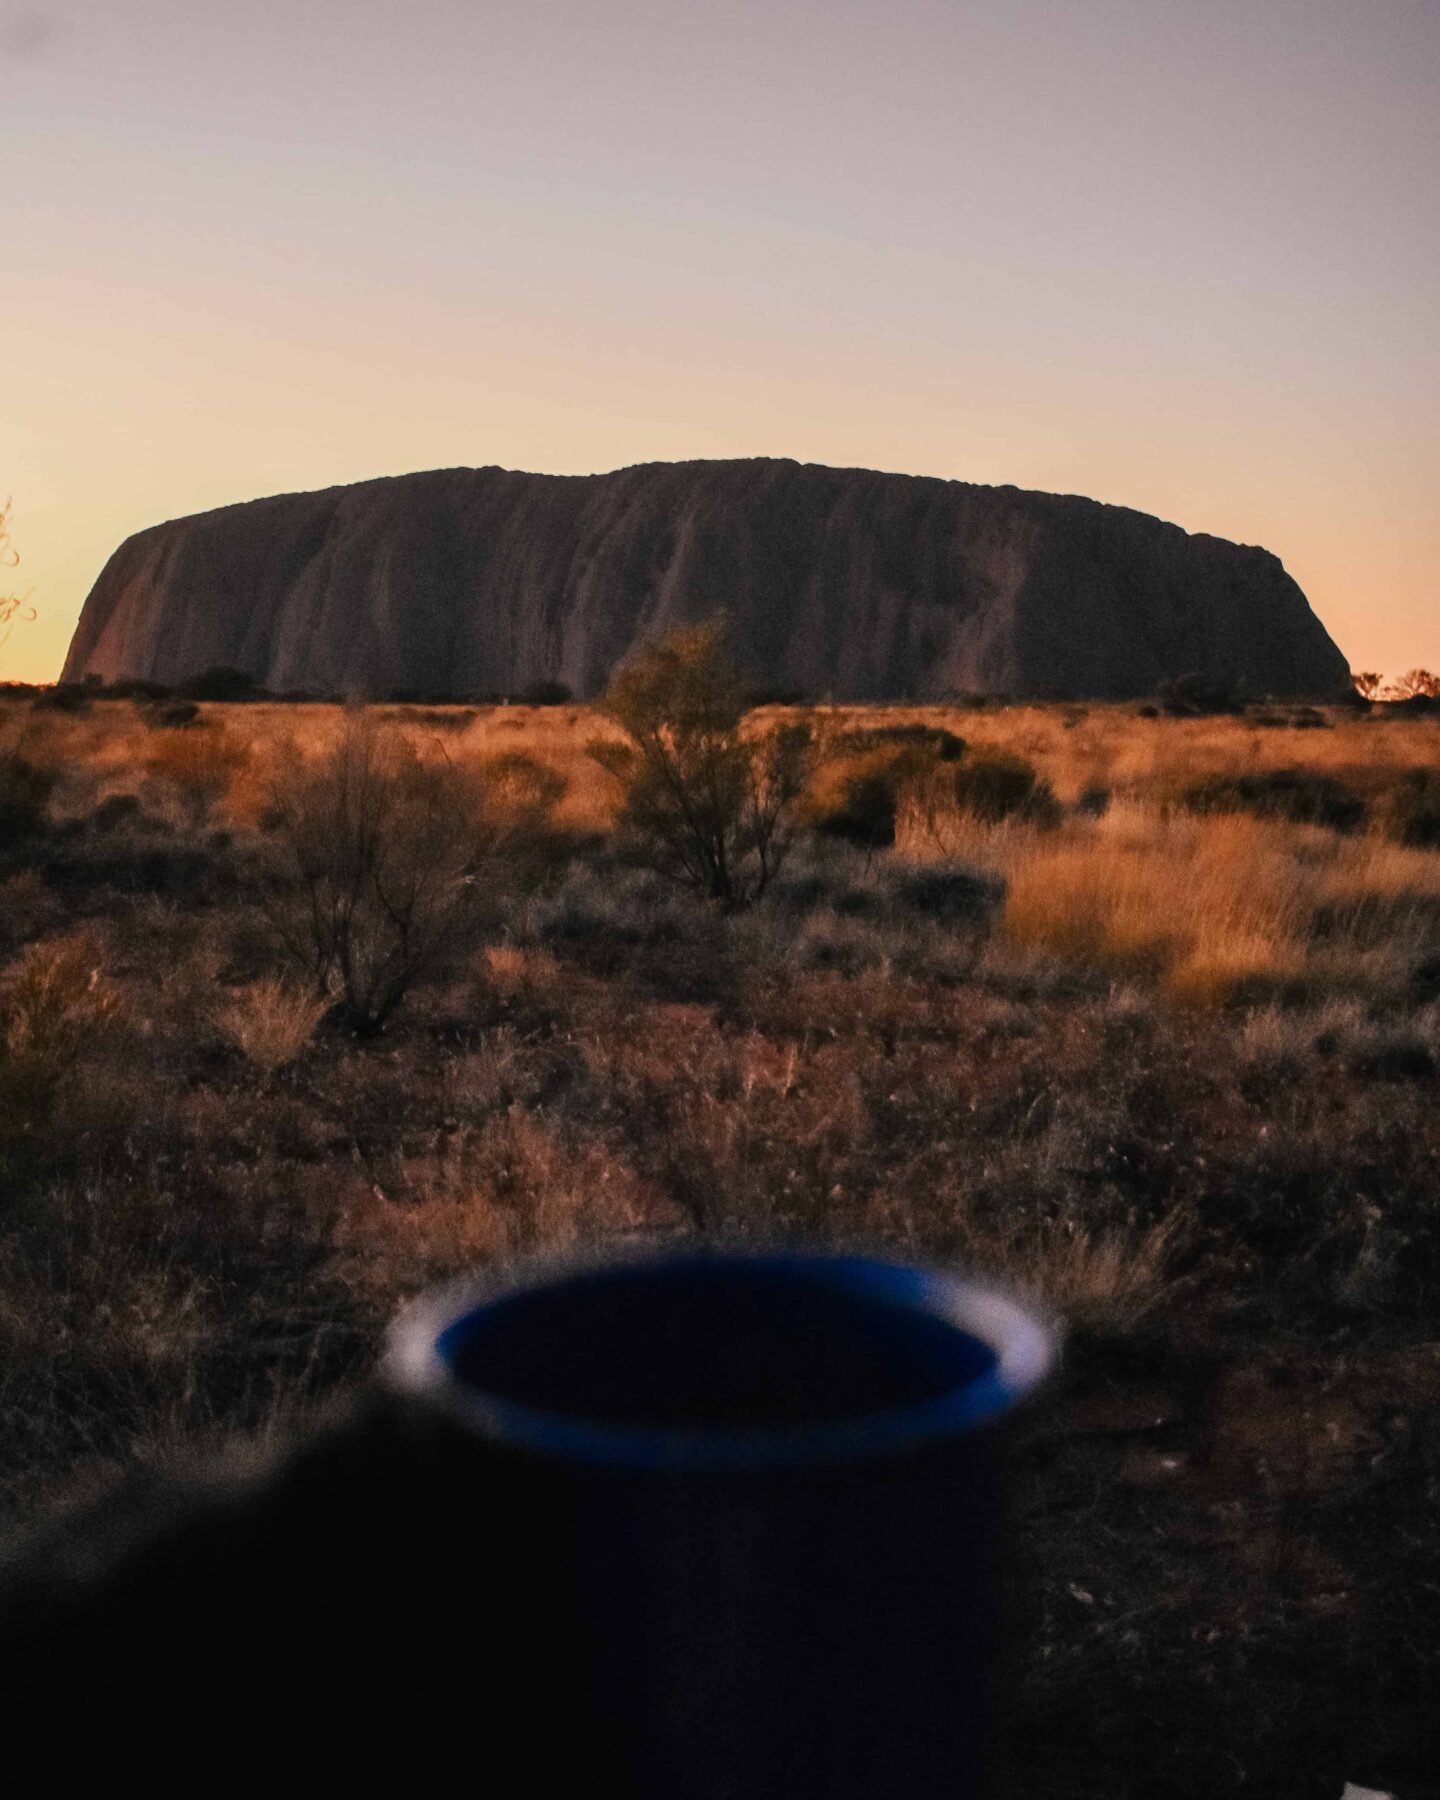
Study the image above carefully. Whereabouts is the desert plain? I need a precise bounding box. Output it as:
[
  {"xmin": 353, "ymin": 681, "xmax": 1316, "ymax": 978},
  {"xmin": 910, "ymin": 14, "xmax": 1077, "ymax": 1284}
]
[{"xmin": 0, "ymin": 686, "xmax": 1436, "ymax": 1797}]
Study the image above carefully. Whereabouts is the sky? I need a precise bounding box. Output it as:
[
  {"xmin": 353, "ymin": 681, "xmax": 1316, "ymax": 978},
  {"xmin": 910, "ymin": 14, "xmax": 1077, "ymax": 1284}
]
[{"xmin": 4, "ymin": 0, "xmax": 1437, "ymax": 684}]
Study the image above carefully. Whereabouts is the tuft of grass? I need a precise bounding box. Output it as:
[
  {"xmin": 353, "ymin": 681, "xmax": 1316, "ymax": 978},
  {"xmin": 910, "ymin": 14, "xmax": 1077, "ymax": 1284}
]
[
  {"xmin": 966, "ymin": 1206, "xmax": 1193, "ymax": 1331},
  {"xmin": 212, "ymin": 978, "xmax": 330, "ymax": 1075}
]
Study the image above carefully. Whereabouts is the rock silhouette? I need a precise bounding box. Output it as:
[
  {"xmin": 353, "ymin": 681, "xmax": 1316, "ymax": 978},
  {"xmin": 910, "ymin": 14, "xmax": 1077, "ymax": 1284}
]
[{"xmin": 62, "ymin": 459, "xmax": 1350, "ymax": 699}]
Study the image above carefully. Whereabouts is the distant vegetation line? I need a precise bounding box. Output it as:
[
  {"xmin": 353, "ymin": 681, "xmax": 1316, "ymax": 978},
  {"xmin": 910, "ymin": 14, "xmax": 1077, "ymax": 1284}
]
[{"xmin": 9, "ymin": 660, "xmax": 1440, "ymax": 715}]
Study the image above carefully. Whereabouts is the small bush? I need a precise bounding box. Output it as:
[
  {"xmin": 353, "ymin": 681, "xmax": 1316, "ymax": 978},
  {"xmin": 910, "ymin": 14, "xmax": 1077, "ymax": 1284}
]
[
  {"xmin": 1156, "ymin": 673, "xmax": 1241, "ymax": 716},
  {"xmin": 811, "ymin": 729, "xmax": 967, "ymax": 849},
  {"xmin": 143, "ymin": 700, "xmax": 201, "ymax": 730},
  {"xmin": 1248, "ymin": 705, "xmax": 1329, "ymax": 729},
  {"xmin": 29, "ymin": 685, "xmax": 91, "ymax": 715},
  {"xmin": 889, "ymin": 864, "xmax": 1005, "ymax": 924},
  {"xmin": 0, "ymin": 755, "xmax": 55, "ymax": 849},
  {"xmin": 950, "ymin": 749, "xmax": 1060, "ymax": 825},
  {"xmin": 178, "ymin": 666, "xmax": 264, "ymax": 702},
  {"xmin": 262, "ymin": 712, "xmax": 524, "ymax": 1032},
  {"xmin": 474, "ymin": 752, "xmax": 567, "ymax": 827},
  {"xmin": 1075, "ymin": 785, "xmax": 1111, "ymax": 818},
  {"xmin": 0, "ymin": 932, "xmax": 126, "ymax": 1148},
  {"xmin": 108, "ymin": 678, "xmax": 172, "ymax": 702},
  {"xmin": 518, "ymin": 679, "xmax": 573, "ymax": 706},
  {"xmin": 591, "ymin": 621, "xmax": 813, "ymax": 907},
  {"xmin": 1183, "ymin": 769, "xmax": 1367, "ymax": 834},
  {"xmin": 812, "ymin": 765, "xmax": 905, "ymax": 849},
  {"xmin": 1384, "ymin": 769, "xmax": 1440, "ymax": 849},
  {"xmin": 88, "ymin": 793, "xmax": 145, "ymax": 833},
  {"xmin": 833, "ymin": 724, "xmax": 966, "ymax": 762}
]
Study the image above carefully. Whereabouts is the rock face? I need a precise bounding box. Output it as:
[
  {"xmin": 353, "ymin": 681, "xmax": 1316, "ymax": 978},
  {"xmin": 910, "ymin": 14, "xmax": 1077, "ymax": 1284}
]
[{"xmin": 62, "ymin": 459, "xmax": 1350, "ymax": 699}]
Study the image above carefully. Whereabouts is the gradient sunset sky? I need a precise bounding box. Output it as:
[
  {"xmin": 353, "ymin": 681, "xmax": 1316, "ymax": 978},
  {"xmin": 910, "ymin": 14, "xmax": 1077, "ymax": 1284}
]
[{"xmin": 6, "ymin": 0, "xmax": 1437, "ymax": 684}]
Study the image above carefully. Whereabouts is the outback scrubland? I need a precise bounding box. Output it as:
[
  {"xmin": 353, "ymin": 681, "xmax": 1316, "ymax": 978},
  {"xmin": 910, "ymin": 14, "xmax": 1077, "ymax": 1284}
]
[{"xmin": 1, "ymin": 655, "xmax": 1437, "ymax": 1798}]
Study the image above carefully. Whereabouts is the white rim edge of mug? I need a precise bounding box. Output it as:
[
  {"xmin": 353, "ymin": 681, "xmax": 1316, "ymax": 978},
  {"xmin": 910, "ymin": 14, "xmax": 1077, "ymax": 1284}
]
[{"xmin": 383, "ymin": 1245, "xmax": 1058, "ymax": 1472}]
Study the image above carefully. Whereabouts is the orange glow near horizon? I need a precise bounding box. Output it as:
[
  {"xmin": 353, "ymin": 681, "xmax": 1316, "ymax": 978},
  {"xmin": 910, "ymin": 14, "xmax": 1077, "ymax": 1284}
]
[{"xmin": 5, "ymin": 1, "xmax": 1436, "ymax": 686}]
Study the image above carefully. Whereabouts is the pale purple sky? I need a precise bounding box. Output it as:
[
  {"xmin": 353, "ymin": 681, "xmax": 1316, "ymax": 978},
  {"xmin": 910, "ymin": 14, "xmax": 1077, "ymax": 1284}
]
[{"xmin": 6, "ymin": 0, "xmax": 1437, "ymax": 680}]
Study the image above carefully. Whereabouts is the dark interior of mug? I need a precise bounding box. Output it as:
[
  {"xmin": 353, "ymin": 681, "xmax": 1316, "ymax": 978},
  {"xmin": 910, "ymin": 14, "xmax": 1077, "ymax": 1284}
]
[{"xmin": 437, "ymin": 1256, "xmax": 997, "ymax": 1431}]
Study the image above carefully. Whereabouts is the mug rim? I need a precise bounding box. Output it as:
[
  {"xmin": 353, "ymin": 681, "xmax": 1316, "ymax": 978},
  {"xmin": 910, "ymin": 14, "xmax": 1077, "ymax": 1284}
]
[{"xmin": 384, "ymin": 1244, "xmax": 1056, "ymax": 1471}]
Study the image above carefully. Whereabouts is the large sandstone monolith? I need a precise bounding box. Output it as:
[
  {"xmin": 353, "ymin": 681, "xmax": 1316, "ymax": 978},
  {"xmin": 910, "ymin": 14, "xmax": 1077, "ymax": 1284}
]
[{"xmin": 62, "ymin": 459, "xmax": 1350, "ymax": 699}]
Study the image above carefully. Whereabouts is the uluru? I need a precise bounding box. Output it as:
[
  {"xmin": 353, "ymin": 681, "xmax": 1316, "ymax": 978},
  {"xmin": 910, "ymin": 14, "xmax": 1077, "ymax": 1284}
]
[{"xmin": 61, "ymin": 459, "xmax": 1350, "ymax": 701}]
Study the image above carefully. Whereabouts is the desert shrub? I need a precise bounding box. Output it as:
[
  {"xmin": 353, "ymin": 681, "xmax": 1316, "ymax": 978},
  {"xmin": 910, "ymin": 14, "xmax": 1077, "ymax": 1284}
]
[
  {"xmin": 29, "ymin": 685, "xmax": 91, "ymax": 715},
  {"xmin": 833, "ymin": 723, "xmax": 966, "ymax": 762},
  {"xmin": 212, "ymin": 977, "xmax": 330, "ymax": 1075},
  {"xmin": 0, "ymin": 932, "xmax": 126, "ymax": 1150},
  {"xmin": 108, "ymin": 678, "xmax": 171, "ymax": 702},
  {"xmin": 1155, "ymin": 673, "xmax": 1241, "ymax": 715},
  {"xmin": 1383, "ymin": 769, "xmax": 1440, "ymax": 849},
  {"xmin": 812, "ymin": 764, "xmax": 906, "ymax": 849},
  {"xmin": 178, "ymin": 665, "xmax": 263, "ymax": 702},
  {"xmin": 1075, "ymin": 785, "xmax": 1111, "ymax": 818},
  {"xmin": 87, "ymin": 793, "xmax": 145, "ymax": 832},
  {"xmin": 590, "ymin": 621, "xmax": 813, "ymax": 907},
  {"xmin": 950, "ymin": 749, "xmax": 1060, "ymax": 825},
  {"xmin": 888, "ymin": 863, "xmax": 1005, "ymax": 924},
  {"xmin": 262, "ymin": 712, "xmax": 521, "ymax": 1032},
  {"xmin": 146, "ymin": 724, "xmax": 250, "ymax": 828},
  {"xmin": 143, "ymin": 700, "xmax": 200, "ymax": 729},
  {"xmin": 1248, "ymin": 705, "xmax": 1329, "ymax": 729},
  {"xmin": 810, "ymin": 729, "xmax": 966, "ymax": 849},
  {"xmin": 518, "ymin": 679, "xmax": 573, "ymax": 706},
  {"xmin": 0, "ymin": 754, "xmax": 55, "ymax": 849},
  {"xmin": 474, "ymin": 751, "xmax": 567, "ymax": 827},
  {"xmin": 1183, "ymin": 768, "xmax": 1367, "ymax": 834}
]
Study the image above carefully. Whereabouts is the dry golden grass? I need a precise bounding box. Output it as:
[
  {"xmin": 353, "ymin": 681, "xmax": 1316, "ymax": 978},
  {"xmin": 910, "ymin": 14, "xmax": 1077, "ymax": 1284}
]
[
  {"xmin": 5, "ymin": 695, "xmax": 1439, "ymax": 1018},
  {"xmin": 964, "ymin": 1206, "xmax": 1194, "ymax": 1331},
  {"xmin": 989, "ymin": 811, "xmax": 1310, "ymax": 1003},
  {"xmin": 212, "ymin": 977, "xmax": 329, "ymax": 1075},
  {"xmin": 2, "ymin": 929, "xmax": 127, "ymax": 1063}
]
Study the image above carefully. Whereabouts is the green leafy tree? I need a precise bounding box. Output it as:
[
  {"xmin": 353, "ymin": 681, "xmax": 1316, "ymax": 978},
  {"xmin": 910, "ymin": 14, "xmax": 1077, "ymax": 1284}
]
[{"xmin": 590, "ymin": 620, "xmax": 813, "ymax": 907}]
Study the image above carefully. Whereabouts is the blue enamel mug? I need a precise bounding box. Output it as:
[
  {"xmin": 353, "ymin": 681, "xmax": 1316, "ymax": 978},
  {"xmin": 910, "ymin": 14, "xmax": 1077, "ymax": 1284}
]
[{"xmin": 386, "ymin": 1246, "xmax": 1053, "ymax": 1799}]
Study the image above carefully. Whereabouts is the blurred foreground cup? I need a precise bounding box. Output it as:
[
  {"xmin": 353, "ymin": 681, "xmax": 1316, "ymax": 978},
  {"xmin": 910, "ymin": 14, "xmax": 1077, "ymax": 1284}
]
[{"xmin": 386, "ymin": 1246, "xmax": 1054, "ymax": 1800}]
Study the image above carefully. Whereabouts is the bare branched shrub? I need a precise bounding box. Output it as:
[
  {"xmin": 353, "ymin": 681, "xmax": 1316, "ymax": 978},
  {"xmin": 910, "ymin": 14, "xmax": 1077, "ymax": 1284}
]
[
  {"xmin": 212, "ymin": 978, "xmax": 329, "ymax": 1075},
  {"xmin": 590, "ymin": 621, "xmax": 813, "ymax": 906},
  {"xmin": 0, "ymin": 498, "xmax": 37, "ymax": 653},
  {"xmin": 262, "ymin": 713, "xmax": 522, "ymax": 1032}
]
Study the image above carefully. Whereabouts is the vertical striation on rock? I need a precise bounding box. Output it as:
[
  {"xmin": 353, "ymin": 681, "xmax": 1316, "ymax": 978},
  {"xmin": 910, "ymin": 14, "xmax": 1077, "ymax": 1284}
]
[{"xmin": 61, "ymin": 459, "xmax": 1350, "ymax": 699}]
